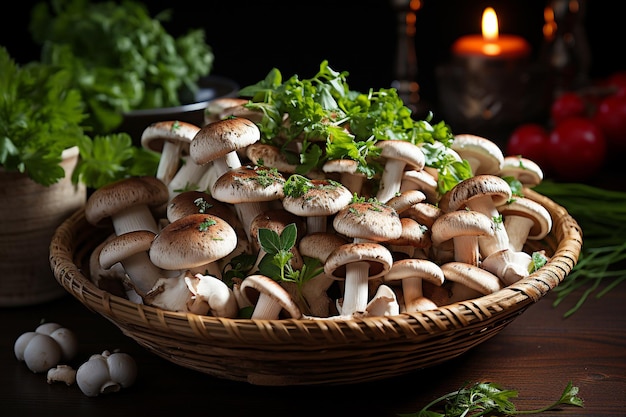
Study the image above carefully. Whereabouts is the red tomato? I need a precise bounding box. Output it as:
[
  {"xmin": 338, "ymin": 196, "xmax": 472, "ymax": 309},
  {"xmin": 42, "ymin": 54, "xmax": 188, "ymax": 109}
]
[
  {"xmin": 547, "ymin": 117, "xmax": 606, "ymax": 181},
  {"xmin": 593, "ymin": 94, "xmax": 626, "ymax": 152},
  {"xmin": 550, "ymin": 92, "xmax": 586, "ymax": 125},
  {"xmin": 506, "ymin": 123, "xmax": 551, "ymax": 170}
]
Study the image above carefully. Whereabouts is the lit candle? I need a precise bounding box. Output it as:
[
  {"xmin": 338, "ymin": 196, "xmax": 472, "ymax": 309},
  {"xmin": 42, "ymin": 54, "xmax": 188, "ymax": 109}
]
[{"xmin": 452, "ymin": 7, "xmax": 531, "ymax": 61}]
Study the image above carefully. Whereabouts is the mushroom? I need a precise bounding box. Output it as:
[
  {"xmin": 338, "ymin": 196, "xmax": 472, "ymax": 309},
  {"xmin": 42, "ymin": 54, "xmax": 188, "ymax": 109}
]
[
  {"xmin": 166, "ymin": 190, "xmax": 238, "ymax": 225},
  {"xmin": 385, "ymin": 189, "xmax": 427, "ymax": 215},
  {"xmin": 203, "ymin": 97, "xmax": 249, "ymax": 124},
  {"xmin": 451, "ymin": 134, "xmax": 505, "ymax": 176},
  {"xmin": 210, "ymin": 165, "xmax": 286, "ymax": 242},
  {"xmin": 498, "ymin": 155, "xmax": 544, "ymax": 187},
  {"xmin": 322, "ymin": 158, "xmax": 366, "ymax": 195},
  {"xmin": 190, "ymin": 117, "xmax": 261, "ymax": 182},
  {"xmin": 282, "ymin": 175, "xmax": 353, "ymax": 234},
  {"xmin": 364, "ymin": 284, "xmax": 400, "ymax": 317},
  {"xmin": 399, "ymin": 169, "xmax": 440, "ymax": 204},
  {"xmin": 497, "ymin": 196, "xmax": 553, "ymax": 252},
  {"xmin": 99, "ymin": 230, "xmax": 163, "ymax": 297},
  {"xmin": 47, "ymin": 364, "xmax": 77, "ymax": 386},
  {"xmin": 375, "ymin": 140, "xmax": 426, "ymax": 203},
  {"xmin": 403, "ymin": 201, "xmax": 443, "ymax": 229},
  {"xmin": 430, "ymin": 210, "xmax": 495, "ymax": 266},
  {"xmin": 384, "ymin": 258, "xmax": 444, "ymax": 312},
  {"xmin": 14, "ymin": 323, "xmax": 78, "ymax": 373},
  {"xmin": 324, "ymin": 242, "xmax": 394, "ymax": 317},
  {"xmin": 140, "ymin": 120, "xmax": 200, "ymax": 185},
  {"xmin": 239, "ymin": 274, "xmax": 302, "ymax": 319},
  {"xmin": 84, "ymin": 176, "xmax": 168, "ymax": 235},
  {"xmin": 481, "ymin": 247, "xmax": 534, "ymax": 285},
  {"xmin": 246, "ymin": 143, "xmax": 298, "ymax": 175},
  {"xmin": 76, "ymin": 350, "xmax": 137, "ymax": 397},
  {"xmin": 386, "ymin": 217, "xmax": 432, "ymax": 259},
  {"xmin": 440, "ymin": 261, "xmax": 503, "ymax": 296},
  {"xmin": 332, "ymin": 200, "xmax": 403, "ymax": 243},
  {"xmin": 143, "ymin": 271, "xmax": 206, "ymax": 313},
  {"xmin": 89, "ymin": 234, "xmax": 138, "ymax": 300},
  {"xmin": 298, "ymin": 232, "xmax": 349, "ymax": 317},
  {"xmin": 184, "ymin": 273, "xmax": 239, "ymax": 318},
  {"xmin": 149, "ymin": 213, "xmax": 238, "ymax": 279}
]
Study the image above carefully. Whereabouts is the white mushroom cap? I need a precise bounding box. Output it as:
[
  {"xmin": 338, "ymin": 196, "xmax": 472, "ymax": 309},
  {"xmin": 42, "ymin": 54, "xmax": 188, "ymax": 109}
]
[
  {"xmin": 140, "ymin": 120, "xmax": 200, "ymax": 184},
  {"xmin": 498, "ymin": 196, "xmax": 553, "ymax": 252},
  {"xmin": 85, "ymin": 176, "xmax": 168, "ymax": 235},
  {"xmin": 452, "ymin": 134, "xmax": 505, "ymax": 176},
  {"xmin": 440, "ymin": 261, "xmax": 503, "ymax": 295},
  {"xmin": 333, "ymin": 200, "xmax": 402, "ymax": 243},
  {"xmin": 149, "ymin": 213, "xmax": 237, "ymax": 271},
  {"xmin": 376, "ymin": 140, "xmax": 426, "ymax": 203},
  {"xmin": 499, "ymin": 155, "xmax": 544, "ymax": 187},
  {"xmin": 239, "ymin": 274, "xmax": 302, "ymax": 319}
]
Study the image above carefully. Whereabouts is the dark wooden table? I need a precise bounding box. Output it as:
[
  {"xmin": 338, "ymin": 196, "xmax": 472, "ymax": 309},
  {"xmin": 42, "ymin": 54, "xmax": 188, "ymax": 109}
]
[{"xmin": 1, "ymin": 276, "xmax": 624, "ymax": 416}]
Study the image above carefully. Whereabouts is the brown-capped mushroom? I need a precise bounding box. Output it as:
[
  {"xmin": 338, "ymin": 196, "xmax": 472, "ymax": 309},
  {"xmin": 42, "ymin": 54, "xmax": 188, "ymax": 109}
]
[
  {"xmin": 282, "ymin": 177, "xmax": 353, "ymax": 234},
  {"xmin": 246, "ymin": 143, "xmax": 298, "ymax": 175},
  {"xmin": 149, "ymin": 213, "xmax": 238, "ymax": 279},
  {"xmin": 98, "ymin": 230, "xmax": 163, "ymax": 297},
  {"xmin": 333, "ymin": 200, "xmax": 402, "ymax": 243},
  {"xmin": 210, "ymin": 165, "xmax": 286, "ymax": 242},
  {"xmin": 140, "ymin": 120, "xmax": 200, "ymax": 185},
  {"xmin": 190, "ymin": 117, "xmax": 260, "ymax": 181},
  {"xmin": 203, "ymin": 97, "xmax": 249, "ymax": 125},
  {"xmin": 84, "ymin": 176, "xmax": 168, "ymax": 235}
]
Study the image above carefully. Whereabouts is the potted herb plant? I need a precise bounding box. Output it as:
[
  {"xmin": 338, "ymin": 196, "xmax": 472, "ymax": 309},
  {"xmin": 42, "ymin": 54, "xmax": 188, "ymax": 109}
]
[
  {"xmin": 0, "ymin": 46, "xmax": 158, "ymax": 306},
  {"xmin": 28, "ymin": 0, "xmax": 229, "ymax": 141}
]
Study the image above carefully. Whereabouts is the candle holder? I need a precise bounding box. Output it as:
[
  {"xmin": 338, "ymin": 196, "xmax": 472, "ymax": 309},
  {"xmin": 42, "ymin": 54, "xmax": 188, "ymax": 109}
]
[{"xmin": 436, "ymin": 58, "xmax": 551, "ymax": 146}]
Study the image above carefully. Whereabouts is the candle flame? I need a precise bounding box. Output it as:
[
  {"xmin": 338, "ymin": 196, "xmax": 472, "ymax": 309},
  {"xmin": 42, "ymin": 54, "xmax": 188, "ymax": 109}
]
[{"xmin": 481, "ymin": 7, "xmax": 499, "ymax": 42}]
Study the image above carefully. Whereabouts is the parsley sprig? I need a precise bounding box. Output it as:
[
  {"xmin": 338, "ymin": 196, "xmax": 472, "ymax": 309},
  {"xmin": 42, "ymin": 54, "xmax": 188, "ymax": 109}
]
[
  {"xmin": 399, "ymin": 381, "xmax": 583, "ymax": 417},
  {"xmin": 238, "ymin": 60, "xmax": 471, "ymax": 195}
]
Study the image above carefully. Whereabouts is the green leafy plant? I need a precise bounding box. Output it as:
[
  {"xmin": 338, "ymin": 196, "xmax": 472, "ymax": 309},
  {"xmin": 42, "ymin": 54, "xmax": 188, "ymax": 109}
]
[
  {"xmin": 399, "ymin": 381, "xmax": 583, "ymax": 417},
  {"xmin": 29, "ymin": 0, "xmax": 214, "ymax": 134},
  {"xmin": 256, "ymin": 223, "xmax": 323, "ymax": 311},
  {"xmin": 534, "ymin": 180, "xmax": 626, "ymax": 317},
  {"xmin": 238, "ymin": 60, "xmax": 472, "ymax": 195},
  {"xmin": 0, "ymin": 45, "xmax": 157, "ymax": 188}
]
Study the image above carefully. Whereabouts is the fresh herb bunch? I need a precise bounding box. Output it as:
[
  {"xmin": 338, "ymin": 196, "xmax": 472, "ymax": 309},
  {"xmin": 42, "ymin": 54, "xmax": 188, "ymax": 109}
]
[
  {"xmin": 0, "ymin": 46, "xmax": 158, "ymax": 188},
  {"xmin": 238, "ymin": 60, "xmax": 471, "ymax": 195},
  {"xmin": 29, "ymin": 0, "xmax": 214, "ymax": 134},
  {"xmin": 534, "ymin": 180, "xmax": 626, "ymax": 317},
  {"xmin": 399, "ymin": 380, "xmax": 583, "ymax": 417}
]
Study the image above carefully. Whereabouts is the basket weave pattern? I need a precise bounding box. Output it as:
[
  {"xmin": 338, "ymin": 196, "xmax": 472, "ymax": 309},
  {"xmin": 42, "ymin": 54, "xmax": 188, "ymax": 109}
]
[{"xmin": 50, "ymin": 188, "xmax": 582, "ymax": 386}]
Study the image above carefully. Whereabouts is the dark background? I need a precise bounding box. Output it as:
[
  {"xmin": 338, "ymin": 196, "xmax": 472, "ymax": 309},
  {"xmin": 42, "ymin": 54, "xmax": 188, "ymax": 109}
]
[{"xmin": 2, "ymin": 0, "xmax": 623, "ymax": 121}]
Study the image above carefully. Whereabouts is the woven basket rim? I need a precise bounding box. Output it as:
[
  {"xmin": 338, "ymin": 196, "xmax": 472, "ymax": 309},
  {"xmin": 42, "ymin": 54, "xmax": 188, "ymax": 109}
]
[{"xmin": 50, "ymin": 187, "xmax": 582, "ymax": 347}]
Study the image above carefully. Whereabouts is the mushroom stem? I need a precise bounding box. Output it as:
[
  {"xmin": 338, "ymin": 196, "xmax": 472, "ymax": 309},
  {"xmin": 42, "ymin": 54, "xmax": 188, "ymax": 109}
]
[
  {"xmin": 340, "ymin": 261, "xmax": 370, "ymax": 315},
  {"xmin": 167, "ymin": 156, "xmax": 210, "ymax": 198},
  {"xmin": 112, "ymin": 205, "xmax": 159, "ymax": 235},
  {"xmin": 155, "ymin": 140, "xmax": 183, "ymax": 185},
  {"xmin": 251, "ymin": 293, "xmax": 283, "ymax": 319},
  {"xmin": 376, "ymin": 158, "xmax": 405, "ymax": 203},
  {"xmin": 116, "ymin": 251, "xmax": 163, "ymax": 296}
]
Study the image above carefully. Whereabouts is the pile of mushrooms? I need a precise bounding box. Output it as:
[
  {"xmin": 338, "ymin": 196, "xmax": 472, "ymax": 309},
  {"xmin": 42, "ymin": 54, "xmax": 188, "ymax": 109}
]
[{"xmin": 85, "ymin": 108, "xmax": 553, "ymax": 321}]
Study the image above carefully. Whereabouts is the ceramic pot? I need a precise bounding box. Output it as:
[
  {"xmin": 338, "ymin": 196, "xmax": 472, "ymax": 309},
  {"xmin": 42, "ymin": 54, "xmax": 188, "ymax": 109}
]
[{"xmin": 0, "ymin": 146, "xmax": 86, "ymax": 306}]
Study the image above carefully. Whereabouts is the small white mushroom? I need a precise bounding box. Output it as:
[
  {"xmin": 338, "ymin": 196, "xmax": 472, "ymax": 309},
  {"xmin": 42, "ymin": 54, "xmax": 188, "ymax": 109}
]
[
  {"xmin": 14, "ymin": 323, "xmax": 78, "ymax": 373},
  {"xmin": 76, "ymin": 350, "xmax": 137, "ymax": 397},
  {"xmin": 47, "ymin": 364, "xmax": 77, "ymax": 386}
]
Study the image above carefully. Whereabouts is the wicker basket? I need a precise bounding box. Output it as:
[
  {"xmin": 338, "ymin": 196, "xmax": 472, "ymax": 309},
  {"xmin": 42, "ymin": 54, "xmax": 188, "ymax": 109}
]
[{"xmin": 49, "ymin": 188, "xmax": 582, "ymax": 386}]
